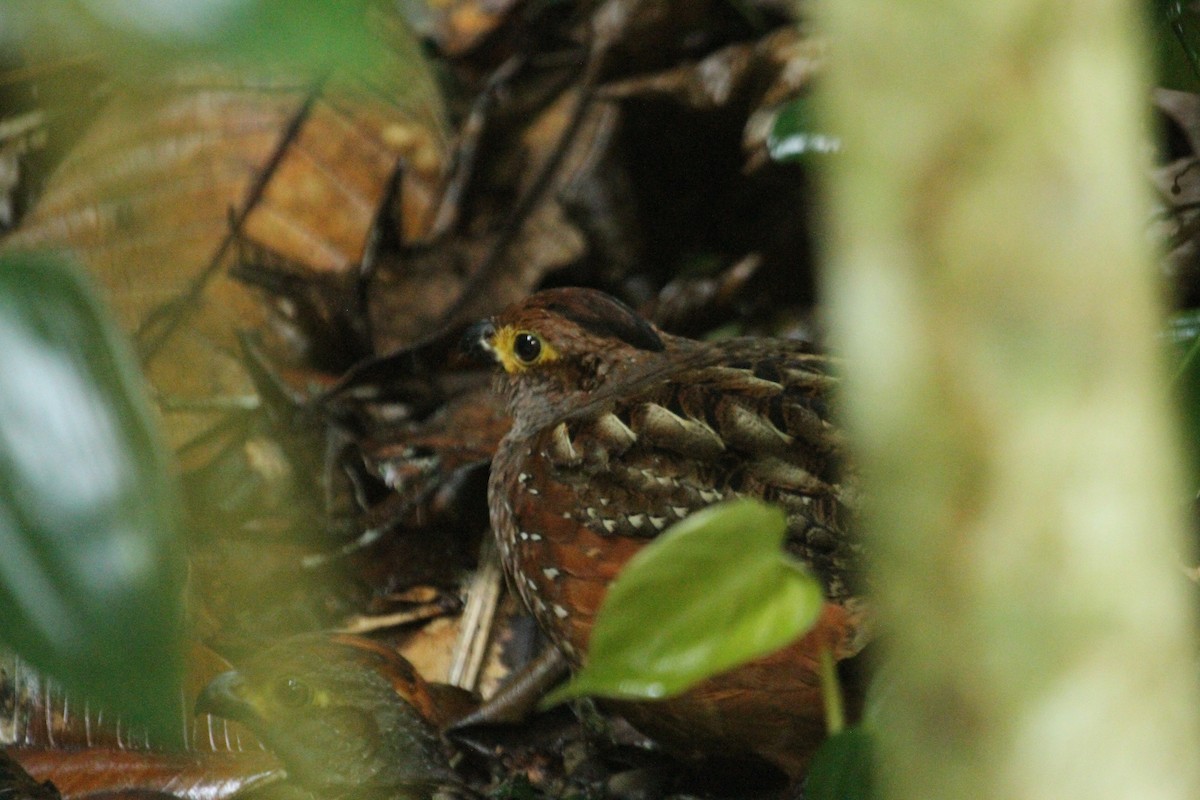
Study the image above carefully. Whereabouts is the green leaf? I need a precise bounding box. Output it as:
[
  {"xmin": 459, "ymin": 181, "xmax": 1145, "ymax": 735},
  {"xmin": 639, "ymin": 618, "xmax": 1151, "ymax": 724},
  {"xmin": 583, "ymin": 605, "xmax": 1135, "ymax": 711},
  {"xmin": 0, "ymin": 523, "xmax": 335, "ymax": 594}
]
[
  {"xmin": 6, "ymin": 0, "xmax": 395, "ymax": 74},
  {"xmin": 544, "ymin": 499, "xmax": 824, "ymax": 705},
  {"xmin": 768, "ymin": 97, "xmax": 842, "ymax": 164},
  {"xmin": 0, "ymin": 251, "xmax": 186, "ymax": 745},
  {"xmin": 804, "ymin": 727, "xmax": 875, "ymax": 800}
]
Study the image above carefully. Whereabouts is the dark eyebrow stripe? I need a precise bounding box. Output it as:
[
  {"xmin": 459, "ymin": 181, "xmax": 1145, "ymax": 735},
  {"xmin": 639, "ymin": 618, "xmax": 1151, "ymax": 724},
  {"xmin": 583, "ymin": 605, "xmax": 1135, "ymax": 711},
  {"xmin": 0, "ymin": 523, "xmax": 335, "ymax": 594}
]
[{"xmin": 546, "ymin": 296, "xmax": 665, "ymax": 352}]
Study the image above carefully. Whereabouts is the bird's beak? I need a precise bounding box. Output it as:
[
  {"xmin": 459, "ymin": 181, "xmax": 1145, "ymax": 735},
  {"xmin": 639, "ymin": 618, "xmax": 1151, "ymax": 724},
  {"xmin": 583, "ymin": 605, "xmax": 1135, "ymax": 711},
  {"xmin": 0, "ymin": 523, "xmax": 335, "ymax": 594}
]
[
  {"xmin": 461, "ymin": 319, "xmax": 498, "ymax": 365},
  {"xmin": 195, "ymin": 669, "xmax": 257, "ymax": 724}
]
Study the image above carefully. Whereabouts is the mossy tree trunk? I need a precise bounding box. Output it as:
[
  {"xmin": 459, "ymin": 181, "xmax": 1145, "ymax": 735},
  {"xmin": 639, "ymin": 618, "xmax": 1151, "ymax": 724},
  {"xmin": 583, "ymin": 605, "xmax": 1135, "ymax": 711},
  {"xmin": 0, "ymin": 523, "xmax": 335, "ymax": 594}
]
[{"xmin": 816, "ymin": 2, "xmax": 1200, "ymax": 798}]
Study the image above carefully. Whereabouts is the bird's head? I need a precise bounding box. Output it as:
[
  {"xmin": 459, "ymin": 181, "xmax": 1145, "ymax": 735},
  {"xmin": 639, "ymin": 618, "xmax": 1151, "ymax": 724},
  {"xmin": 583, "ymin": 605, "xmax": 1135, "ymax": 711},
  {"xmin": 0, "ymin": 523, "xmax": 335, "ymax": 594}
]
[
  {"xmin": 465, "ymin": 288, "xmax": 670, "ymax": 424},
  {"xmin": 195, "ymin": 633, "xmax": 460, "ymax": 797}
]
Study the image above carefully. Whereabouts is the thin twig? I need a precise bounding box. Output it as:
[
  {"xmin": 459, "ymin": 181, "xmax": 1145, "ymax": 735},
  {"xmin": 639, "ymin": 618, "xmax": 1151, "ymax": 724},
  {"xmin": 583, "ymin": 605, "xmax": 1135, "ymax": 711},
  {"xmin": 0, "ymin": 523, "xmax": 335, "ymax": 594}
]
[
  {"xmin": 135, "ymin": 76, "xmax": 326, "ymax": 364},
  {"xmin": 448, "ymin": 534, "xmax": 504, "ymax": 691}
]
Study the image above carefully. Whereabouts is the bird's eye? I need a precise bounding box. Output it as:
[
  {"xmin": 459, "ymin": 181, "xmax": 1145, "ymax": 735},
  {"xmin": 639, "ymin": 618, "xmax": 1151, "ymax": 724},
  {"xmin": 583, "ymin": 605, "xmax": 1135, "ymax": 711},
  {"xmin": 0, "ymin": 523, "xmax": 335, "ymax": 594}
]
[
  {"xmin": 513, "ymin": 332, "xmax": 543, "ymax": 364},
  {"xmin": 273, "ymin": 677, "xmax": 313, "ymax": 709}
]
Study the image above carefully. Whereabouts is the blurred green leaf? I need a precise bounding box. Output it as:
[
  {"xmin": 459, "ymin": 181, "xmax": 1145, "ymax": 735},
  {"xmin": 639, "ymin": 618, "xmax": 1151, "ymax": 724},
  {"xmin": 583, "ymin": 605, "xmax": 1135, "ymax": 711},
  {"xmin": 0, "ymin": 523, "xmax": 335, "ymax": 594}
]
[
  {"xmin": 768, "ymin": 96, "xmax": 842, "ymax": 164},
  {"xmin": 544, "ymin": 499, "xmax": 824, "ymax": 705},
  {"xmin": 804, "ymin": 727, "xmax": 875, "ymax": 800},
  {"xmin": 1150, "ymin": 0, "xmax": 1200, "ymax": 91},
  {"xmin": 4, "ymin": 0, "xmax": 390, "ymax": 74},
  {"xmin": 0, "ymin": 251, "xmax": 186, "ymax": 745}
]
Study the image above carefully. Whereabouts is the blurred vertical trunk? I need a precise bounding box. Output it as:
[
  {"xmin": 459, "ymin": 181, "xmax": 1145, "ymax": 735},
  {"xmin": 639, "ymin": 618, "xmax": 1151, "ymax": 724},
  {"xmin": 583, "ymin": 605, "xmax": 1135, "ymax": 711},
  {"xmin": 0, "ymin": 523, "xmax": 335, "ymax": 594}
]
[{"xmin": 816, "ymin": 1, "xmax": 1200, "ymax": 798}]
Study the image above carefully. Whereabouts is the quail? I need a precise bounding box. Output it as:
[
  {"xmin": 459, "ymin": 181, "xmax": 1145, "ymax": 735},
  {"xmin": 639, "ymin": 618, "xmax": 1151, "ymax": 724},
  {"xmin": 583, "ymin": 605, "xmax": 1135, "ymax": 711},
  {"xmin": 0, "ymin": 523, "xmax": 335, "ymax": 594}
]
[
  {"xmin": 195, "ymin": 633, "xmax": 475, "ymax": 800},
  {"xmin": 469, "ymin": 287, "xmax": 868, "ymax": 778}
]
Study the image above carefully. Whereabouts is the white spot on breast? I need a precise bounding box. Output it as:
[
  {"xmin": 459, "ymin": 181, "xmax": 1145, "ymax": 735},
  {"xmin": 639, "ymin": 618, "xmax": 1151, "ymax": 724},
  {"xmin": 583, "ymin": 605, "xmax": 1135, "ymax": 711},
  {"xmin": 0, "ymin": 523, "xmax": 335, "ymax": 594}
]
[
  {"xmin": 553, "ymin": 604, "xmax": 570, "ymax": 619},
  {"xmin": 602, "ymin": 519, "xmax": 617, "ymax": 533},
  {"xmin": 543, "ymin": 567, "xmax": 561, "ymax": 580}
]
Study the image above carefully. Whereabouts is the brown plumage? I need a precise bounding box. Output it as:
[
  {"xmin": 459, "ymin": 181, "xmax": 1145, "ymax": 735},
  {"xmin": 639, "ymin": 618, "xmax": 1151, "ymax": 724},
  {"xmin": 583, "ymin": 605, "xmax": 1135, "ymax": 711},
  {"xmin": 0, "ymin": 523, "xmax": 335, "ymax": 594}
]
[
  {"xmin": 470, "ymin": 287, "xmax": 868, "ymax": 778},
  {"xmin": 194, "ymin": 633, "xmax": 475, "ymax": 800}
]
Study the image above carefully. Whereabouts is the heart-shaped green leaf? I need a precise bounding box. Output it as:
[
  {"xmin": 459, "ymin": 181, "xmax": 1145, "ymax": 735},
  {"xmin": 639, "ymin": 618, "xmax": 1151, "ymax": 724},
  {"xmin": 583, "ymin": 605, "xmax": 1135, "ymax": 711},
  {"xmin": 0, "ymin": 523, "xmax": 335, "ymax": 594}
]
[
  {"xmin": 545, "ymin": 499, "xmax": 824, "ymax": 705},
  {"xmin": 0, "ymin": 251, "xmax": 186, "ymax": 745}
]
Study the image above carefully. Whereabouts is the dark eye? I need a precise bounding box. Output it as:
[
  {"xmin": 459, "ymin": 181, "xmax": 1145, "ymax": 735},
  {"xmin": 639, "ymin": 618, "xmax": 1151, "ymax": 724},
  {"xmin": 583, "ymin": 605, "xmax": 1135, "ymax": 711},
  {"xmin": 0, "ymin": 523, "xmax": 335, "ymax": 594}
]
[
  {"xmin": 513, "ymin": 332, "xmax": 542, "ymax": 364},
  {"xmin": 273, "ymin": 677, "xmax": 313, "ymax": 709}
]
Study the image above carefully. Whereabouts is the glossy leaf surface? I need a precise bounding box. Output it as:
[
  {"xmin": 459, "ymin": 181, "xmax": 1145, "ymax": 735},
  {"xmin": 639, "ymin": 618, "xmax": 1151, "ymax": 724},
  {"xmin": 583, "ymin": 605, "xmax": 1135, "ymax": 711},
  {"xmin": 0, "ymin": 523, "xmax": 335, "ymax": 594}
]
[
  {"xmin": 546, "ymin": 499, "xmax": 824, "ymax": 704},
  {"xmin": 0, "ymin": 252, "xmax": 186, "ymax": 744}
]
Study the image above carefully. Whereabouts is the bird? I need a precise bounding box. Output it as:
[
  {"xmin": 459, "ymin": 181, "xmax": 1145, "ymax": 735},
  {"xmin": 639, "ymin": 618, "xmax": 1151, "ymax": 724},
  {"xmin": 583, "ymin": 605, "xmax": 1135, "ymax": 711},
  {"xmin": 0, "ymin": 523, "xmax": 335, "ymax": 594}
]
[
  {"xmin": 194, "ymin": 633, "xmax": 476, "ymax": 800},
  {"xmin": 466, "ymin": 287, "xmax": 869, "ymax": 779}
]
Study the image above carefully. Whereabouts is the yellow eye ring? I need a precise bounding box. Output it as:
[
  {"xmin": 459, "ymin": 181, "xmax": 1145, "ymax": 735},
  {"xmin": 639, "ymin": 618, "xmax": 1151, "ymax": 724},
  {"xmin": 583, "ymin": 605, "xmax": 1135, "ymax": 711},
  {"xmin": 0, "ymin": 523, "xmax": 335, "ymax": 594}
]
[
  {"xmin": 513, "ymin": 331, "xmax": 542, "ymax": 364},
  {"xmin": 273, "ymin": 677, "xmax": 313, "ymax": 709},
  {"xmin": 491, "ymin": 325, "xmax": 559, "ymax": 372}
]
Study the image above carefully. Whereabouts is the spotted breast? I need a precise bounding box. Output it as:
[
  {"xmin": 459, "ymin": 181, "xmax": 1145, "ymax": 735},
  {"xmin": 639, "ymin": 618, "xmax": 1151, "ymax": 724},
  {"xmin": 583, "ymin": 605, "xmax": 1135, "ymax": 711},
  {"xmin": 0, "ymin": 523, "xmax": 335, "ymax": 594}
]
[{"xmin": 470, "ymin": 287, "xmax": 867, "ymax": 778}]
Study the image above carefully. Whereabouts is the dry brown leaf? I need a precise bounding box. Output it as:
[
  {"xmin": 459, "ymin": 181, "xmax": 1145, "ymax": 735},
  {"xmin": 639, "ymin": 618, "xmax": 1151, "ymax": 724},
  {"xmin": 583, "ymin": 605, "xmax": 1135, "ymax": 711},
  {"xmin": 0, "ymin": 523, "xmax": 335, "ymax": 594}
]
[
  {"xmin": 0, "ymin": 749, "xmax": 61, "ymax": 800},
  {"xmin": 4, "ymin": 15, "xmax": 449, "ymax": 447},
  {"xmin": 1, "ymin": 644, "xmax": 259, "ymax": 755},
  {"xmin": 13, "ymin": 748, "xmax": 280, "ymax": 800},
  {"xmin": 406, "ymin": 0, "xmax": 522, "ymax": 58}
]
